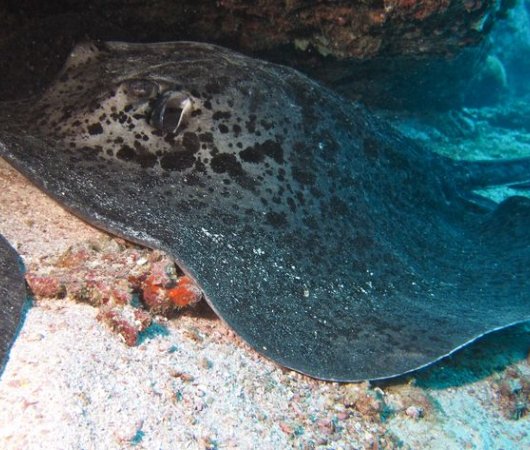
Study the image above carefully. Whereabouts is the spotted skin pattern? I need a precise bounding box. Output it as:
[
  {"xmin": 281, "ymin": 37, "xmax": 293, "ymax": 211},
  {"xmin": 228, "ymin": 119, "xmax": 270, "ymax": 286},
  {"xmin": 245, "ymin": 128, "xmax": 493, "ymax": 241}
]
[{"xmin": 0, "ymin": 41, "xmax": 529, "ymax": 380}]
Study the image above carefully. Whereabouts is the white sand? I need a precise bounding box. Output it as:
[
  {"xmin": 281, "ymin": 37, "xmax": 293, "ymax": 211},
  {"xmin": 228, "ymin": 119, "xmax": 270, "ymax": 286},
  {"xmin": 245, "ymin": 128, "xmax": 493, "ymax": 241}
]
[{"xmin": 0, "ymin": 157, "xmax": 529, "ymax": 449}]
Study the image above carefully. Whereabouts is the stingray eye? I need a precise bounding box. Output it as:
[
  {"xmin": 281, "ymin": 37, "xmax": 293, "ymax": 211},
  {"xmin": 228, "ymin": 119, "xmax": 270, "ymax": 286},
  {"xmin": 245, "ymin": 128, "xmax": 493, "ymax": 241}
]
[
  {"xmin": 150, "ymin": 91, "xmax": 192, "ymax": 134},
  {"xmin": 122, "ymin": 79, "xmax": 159, "ymax": 99}
]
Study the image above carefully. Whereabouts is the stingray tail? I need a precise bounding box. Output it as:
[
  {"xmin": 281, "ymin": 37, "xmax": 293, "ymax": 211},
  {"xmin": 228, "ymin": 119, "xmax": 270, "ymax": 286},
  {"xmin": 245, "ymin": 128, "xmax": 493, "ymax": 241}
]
[{"xmin": 455, "ymin": 157, "xmax": 530, "ymax": 190}]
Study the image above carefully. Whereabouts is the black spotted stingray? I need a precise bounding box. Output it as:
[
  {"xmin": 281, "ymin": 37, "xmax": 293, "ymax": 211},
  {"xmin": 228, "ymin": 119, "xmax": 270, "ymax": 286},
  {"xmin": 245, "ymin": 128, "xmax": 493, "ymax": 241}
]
[{"xmin": 0, "ymin": 41, "xmax": 529, "ymax": 381}]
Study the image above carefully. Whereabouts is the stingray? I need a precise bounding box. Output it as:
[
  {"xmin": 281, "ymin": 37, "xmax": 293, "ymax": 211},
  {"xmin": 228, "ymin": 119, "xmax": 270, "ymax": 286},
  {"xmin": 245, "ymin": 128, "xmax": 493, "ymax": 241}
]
[
  {"xmin": 0, "ymin": 41, "xmax": 529, "ymax": 381},
  {"xmin": 0, "ymin": 234, "xmax": 27, "ymax": 375}
]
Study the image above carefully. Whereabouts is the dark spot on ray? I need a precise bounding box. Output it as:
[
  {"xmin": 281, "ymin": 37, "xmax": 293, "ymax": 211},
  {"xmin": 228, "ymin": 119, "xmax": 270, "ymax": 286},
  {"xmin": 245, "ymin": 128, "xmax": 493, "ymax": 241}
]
[
  {"xmin": 218, "ymin": 124, "xmax": 229, "ymax": 134},
  {"xmin": 164, "ymin": 133, "xmax": 177, "ymax": 144},
  {"xmin": 199, "ymin": 132, "xmax": 213, "ymax": 143},
  {"xmin": 239, "ymin": 146, "xmax": 265, "ymax": 163},
  {"xmin": 212, "ymin": 111, "xmax": 231, "ymax": 121},
  {"xmin": 194, "ymin": 160, "xmax": 207, "ymax": 173},
  {"xmin": 265, "ymin": 211, "xmax": 288, "ymax": 228},
  {"xmin": 182, "ymin": 132, "xmax": 200, "ymax": 153},
  {"xmin": 245, "ymin": 115, "xmax": 257, "ymax": 133},
  {"xmin": 136, "ymin": 153, "xmax": 157, "ymax": 167},
  {"xmin": 116, "ymin": 145, "xmax": 135, "ymax": 161},
  {"xmin": 132, "ymin": 142, "xmax": 157, "ymax": 168},
  {"xmin": 203, "ymin": 100, "xmax": 212, "ymax": 110},
  {"xmin": 295, "ymin": 191, "xmax": 305, "ymax": 204},
  {"xmin": 240, "ymin": 140, "xmax": 284, "ymax": 164},
  {"xmin": 160, "ymin": 152, "xmax": 195, "ymax": 171},
  {"xmin": 236, "ymin": 172, "xmax": 258, "ymax": 191},
  {"xmin": 292, "ymin": 167, "xmax": 316, "ymax": 185},
  {"xmin": 260, "ymin": 119, "xmax": 273, "ymax": 130},
  {"xmin": 210, "ymin": 153, "xmax": 243, "ymax": 177},
  {"xmin": 191, "ymin": 109, "xmax": 202, "ymax": 117}
]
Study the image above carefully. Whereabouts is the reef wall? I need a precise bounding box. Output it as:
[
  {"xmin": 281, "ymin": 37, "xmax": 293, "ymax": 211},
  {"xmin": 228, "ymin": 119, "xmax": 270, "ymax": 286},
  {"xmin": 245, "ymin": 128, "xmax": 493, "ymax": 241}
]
[{"xmin": 0, "ymin": 0, "xmax": 519, "ymax": 108}]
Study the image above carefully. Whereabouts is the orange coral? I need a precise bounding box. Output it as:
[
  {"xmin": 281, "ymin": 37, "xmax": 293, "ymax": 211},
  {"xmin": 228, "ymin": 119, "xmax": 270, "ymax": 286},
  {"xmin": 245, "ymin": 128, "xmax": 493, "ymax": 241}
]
[
  {"xmin": 167, "ymin": 276, "xmax": 203, "ymax": 308},
  {"xmin": 141, "ymin": 274, "xmax": 202, "ymax": 314}
]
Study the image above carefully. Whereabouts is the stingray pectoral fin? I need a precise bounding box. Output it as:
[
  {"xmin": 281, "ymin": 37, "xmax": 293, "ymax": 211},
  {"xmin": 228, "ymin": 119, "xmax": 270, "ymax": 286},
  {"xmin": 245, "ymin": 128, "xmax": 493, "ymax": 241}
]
[
  {"xmin": 456, "ymin": 156, "xmax": 530, "ymax": 189},
  {"xmin": 0, "ymin": 234, "xmax": 29, "ymax": 376}
]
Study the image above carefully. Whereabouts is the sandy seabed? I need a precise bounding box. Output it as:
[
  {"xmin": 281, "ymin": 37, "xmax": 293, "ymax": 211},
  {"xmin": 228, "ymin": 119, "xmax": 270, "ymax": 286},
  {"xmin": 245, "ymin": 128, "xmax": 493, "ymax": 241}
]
[{"xmin": 0, "ymin": 154, "xmax": 529, "ymax": 449}]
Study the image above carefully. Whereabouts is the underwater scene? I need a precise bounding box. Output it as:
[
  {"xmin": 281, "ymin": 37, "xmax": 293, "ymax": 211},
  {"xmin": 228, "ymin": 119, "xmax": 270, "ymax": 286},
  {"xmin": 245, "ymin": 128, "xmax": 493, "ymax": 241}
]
[{"xmin": 0, "ymin": 1, "xmax": 529, "ymax": 448}]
